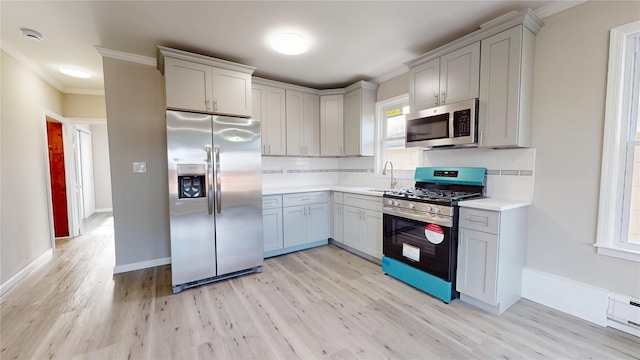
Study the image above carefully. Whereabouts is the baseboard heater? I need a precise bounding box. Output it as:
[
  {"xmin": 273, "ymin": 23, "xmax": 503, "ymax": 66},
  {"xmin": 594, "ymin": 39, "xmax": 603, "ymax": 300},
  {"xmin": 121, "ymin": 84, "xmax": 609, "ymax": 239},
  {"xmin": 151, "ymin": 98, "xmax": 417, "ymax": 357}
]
[{"xmin": 607, "ymin": 292, "xmax": 640, "ymax": 337}]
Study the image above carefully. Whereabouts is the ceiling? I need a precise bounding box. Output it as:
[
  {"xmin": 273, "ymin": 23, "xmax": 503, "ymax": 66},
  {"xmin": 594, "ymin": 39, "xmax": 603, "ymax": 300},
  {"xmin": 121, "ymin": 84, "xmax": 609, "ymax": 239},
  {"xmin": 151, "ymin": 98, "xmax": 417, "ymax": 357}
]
[{"xmin": 1, "ymin": 1, "xmax": 578, "ymax": 94}]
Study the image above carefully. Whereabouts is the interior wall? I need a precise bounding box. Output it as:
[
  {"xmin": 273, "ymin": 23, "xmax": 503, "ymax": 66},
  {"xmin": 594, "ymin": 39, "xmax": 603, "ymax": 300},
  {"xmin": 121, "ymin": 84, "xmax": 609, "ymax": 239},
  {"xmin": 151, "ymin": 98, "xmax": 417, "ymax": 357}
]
[
  {"xmin": 376, "ymin": 72, "xmax": 409, "ymax": 102},
  {"xmin": 62, "ymin": 94, "xmax": 107, "ymax": 119},
  {"xmin": 528, "ymin": 1, "xmax": 640, "ymax": 297},
  {"xmin": 102, "ymin": 57, "xmax": 170, "ymax": 268},
  {"xmin": 90, "ymin": 124, "xmax": 113, "ymax": 210},
  {"xmin": 0, "ymin": 50, "xmax": 63, "ymax": 284}
]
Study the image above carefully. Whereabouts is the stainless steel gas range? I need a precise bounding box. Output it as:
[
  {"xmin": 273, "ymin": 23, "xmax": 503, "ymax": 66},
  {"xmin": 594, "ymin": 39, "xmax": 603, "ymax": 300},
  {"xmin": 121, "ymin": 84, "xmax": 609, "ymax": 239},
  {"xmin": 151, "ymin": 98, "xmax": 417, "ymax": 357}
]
[{"xmin": 382, "ymin": 167, "xmax": 486, "ymax": 303}]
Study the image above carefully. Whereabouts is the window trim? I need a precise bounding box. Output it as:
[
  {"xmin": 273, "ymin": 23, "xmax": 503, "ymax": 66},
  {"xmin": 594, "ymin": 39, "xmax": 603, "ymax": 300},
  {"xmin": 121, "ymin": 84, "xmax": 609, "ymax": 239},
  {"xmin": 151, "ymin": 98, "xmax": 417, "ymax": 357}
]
[
  {"xmin": 374, "ymin": 93, "xmax": 416, "ymax": 179},
  {"xmin": 595, "ymin": 20, "xmax": 640, "ymax": 262}
]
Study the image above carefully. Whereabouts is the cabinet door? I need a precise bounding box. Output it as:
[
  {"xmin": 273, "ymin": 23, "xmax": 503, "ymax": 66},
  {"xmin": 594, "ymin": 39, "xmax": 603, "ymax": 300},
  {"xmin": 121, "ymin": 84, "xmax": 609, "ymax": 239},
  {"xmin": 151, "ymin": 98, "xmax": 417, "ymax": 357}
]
[
  {"xmin": 361, "ymin": 209, "xmax": 382, "ymax": 259},
  {"xmin": 307, "ymin": 203, "xmax": 329, "ymax": 242},
  {"xmin": 320, "ymin": 95, "xmax": 344, "ymax": 156},
  {"xmin": 164, "ymin": 57, "xmax": 211, "ymax": 113},
  {"xmin": 303, "ymin": 93, "xmax": 320, "ymax": 156},
  {"xmin": 211, "ymin": 68, "xmax": 252, "ymax": 117},
  {"xmin": 479, "ymin": 26, "xmax": 523, "ymax": 147},
  {"xmin": 343, "ymin": 89, "xmax": 361, "ymax": 156},
  {"xmin": 283, "ymin": 205, "xmax": 306, "ymax": 247},
  {"xmin": 263, "ymin": 208, "xmax": 283, "ymax": 253},
  {"xmin": 252, "ymin": 85, "xmax": 267, "ymax": 155},
  {"xmin": 409, "ymin": 58, "xmax": 440, "ymax": 111},
  {"xmin": 342, "ymin": 206, "xmax": 362, "ymax": 250},
  {"xmin": 286, "ymin": 90, "xmax": 304, "ymax": 156},
  {"xmin": 440, "ymin": 42, "xmax": 480, "ymax": 105},
  {"xmin": 456, "ymin": 228, "xmax": 499, "ymax": 305},
  {"xmin": 332, "ymin": 204, "xmax": 343, "ymax": 243},
  {"xmin": 265, "ymin": 86, "xmax": 287, "ymax": 155}
]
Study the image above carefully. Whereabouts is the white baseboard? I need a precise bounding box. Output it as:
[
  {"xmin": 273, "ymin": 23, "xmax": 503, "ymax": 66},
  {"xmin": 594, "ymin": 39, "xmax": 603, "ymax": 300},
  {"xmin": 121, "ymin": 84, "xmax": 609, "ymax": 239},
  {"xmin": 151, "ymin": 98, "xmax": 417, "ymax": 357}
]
[
  {"xmin": 94, "ymin": 208, "xmax": 113, "ymax": 213},
  {"xmin": 522, "ymin": 267, "xmax": 609, "ymax": 326},
  {"xmin": 0, "ymin": 249, "xmax": 53, "ymax": 296},
  {"xmin": 113, "ymin": 257, "xmax": 171, "ymax": 274}
]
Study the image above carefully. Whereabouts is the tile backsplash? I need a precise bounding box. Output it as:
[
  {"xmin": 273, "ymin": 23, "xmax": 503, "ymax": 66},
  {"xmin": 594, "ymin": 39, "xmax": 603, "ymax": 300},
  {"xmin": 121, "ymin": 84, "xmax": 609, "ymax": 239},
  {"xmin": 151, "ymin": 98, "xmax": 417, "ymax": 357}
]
[{"xmin": 261, "ymin": 147, "xmax": 536, "ymax": 202}]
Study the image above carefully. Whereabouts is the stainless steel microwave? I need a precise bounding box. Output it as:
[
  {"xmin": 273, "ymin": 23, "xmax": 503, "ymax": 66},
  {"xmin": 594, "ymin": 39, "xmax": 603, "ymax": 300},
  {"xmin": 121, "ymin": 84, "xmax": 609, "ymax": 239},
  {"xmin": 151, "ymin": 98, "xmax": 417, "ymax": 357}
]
[{"xmin": 405, "ymin": 98, "xmax": 478, "ymax": 149}]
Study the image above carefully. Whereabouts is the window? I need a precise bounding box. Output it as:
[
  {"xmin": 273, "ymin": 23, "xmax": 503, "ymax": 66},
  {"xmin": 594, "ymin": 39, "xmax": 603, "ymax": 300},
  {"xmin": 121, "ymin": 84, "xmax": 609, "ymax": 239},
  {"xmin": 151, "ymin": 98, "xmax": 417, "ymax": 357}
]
[
  {"xmin": 374, "ymin": 94, "xmax": 421, "ymax": 178},
  {"xmin": 596, "ymin": 20, "xmax": 640, "ymax": 262}
]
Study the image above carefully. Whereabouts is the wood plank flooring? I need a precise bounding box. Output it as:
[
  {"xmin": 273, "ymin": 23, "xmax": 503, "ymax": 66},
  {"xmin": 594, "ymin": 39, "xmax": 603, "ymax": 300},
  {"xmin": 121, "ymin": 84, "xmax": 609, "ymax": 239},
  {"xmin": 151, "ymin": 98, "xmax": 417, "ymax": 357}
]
[{"xmin": 1, "ymin": 212, "xmax": 639, "ymax": 359}]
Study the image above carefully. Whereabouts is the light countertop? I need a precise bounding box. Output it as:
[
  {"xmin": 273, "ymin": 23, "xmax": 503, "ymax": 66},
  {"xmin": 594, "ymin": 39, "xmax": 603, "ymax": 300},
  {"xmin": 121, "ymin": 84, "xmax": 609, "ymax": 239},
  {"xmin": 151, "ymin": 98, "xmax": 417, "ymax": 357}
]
[
  {"xmin": 262, "ymin": 185, "xmax": 387, "ymax": 197},
  {"xmin": 458, "ymin": 198, "xmax": 531, "ymax": 211}
]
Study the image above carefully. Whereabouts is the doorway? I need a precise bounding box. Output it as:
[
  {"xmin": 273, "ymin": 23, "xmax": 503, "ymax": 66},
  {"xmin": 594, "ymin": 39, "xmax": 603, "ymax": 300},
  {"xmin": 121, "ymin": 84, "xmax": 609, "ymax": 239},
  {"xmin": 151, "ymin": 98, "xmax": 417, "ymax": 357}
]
[{"xmin": 46, "ymin": 118, "xmax": 70, "ymax": 237}]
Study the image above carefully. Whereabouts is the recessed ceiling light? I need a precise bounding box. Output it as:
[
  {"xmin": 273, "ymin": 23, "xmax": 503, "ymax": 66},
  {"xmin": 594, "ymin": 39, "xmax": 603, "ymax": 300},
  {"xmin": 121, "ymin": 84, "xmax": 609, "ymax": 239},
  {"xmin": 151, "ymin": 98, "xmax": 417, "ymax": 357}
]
[
  {"xmin": 59, "ymin": 67, "xmax": 91, "ymax": 79},
  {"xmin": 270, "ymin": 33, "xmax": 308, "ymax": 55},
  {"xmin": 21, "ymin": 28, "xmax": 43, "ymax": 41}
]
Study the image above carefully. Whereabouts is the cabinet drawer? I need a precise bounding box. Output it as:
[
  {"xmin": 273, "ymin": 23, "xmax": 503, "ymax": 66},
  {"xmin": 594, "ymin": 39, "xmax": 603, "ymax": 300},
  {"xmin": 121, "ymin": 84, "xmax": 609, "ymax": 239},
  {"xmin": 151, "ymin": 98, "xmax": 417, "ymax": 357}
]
[
  {"xmin": 283, "ymin": 191, "xmax": 328, "ymax": 207},
  {"xmin": 343, "ymin": 193, "xmax": 382, "ymax": 212},
  {"xmin": 333, "ymin": 192, "xmax": 343, "ymax": 204},
  {"xmin": 262, "ymin": 195, "xmax": 282, "ymax": 210},
  {"xmin": 459, "ymin": 207, "xmax": 500, "ymax": 234}
]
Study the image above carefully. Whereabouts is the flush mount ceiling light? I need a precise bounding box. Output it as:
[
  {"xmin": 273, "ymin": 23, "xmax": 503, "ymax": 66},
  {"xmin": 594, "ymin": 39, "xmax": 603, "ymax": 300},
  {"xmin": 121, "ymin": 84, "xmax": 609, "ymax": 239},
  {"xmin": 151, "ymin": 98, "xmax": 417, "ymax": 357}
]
[
  {"xmin": 270, "ymin": 33, "xmax": 308, "ymax": 55},
  {"xmin": 59, "ymin": 67, "xmax": 91, "ymax": 79},
  {"xmin": 21, "ymin": 28, "xmax": 43, "ymax": 41}
]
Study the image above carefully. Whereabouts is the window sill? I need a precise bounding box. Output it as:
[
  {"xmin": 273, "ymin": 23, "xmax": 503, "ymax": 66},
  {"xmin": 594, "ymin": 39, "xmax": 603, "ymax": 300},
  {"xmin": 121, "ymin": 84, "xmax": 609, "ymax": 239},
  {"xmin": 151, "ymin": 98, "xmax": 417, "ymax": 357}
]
[{"xmin": 594, "ymin": 244, "xmax": 640, "ymax": 262}]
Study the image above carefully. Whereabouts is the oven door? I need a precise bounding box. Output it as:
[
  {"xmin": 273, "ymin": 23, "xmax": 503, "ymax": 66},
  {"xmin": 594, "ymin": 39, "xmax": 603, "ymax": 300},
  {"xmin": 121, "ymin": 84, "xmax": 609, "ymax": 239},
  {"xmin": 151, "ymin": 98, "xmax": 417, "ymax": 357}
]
[{"xmin": 383, "ymin": 213, "xmax": 456, "ymax": 281}]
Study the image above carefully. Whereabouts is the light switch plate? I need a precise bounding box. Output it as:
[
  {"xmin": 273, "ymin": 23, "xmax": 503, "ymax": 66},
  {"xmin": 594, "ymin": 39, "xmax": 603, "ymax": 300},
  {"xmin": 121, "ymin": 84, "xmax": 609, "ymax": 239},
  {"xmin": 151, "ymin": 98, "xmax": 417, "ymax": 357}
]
[{"xmin": 133, "ymin": 162, "xmax": 147, "ymax": 173}]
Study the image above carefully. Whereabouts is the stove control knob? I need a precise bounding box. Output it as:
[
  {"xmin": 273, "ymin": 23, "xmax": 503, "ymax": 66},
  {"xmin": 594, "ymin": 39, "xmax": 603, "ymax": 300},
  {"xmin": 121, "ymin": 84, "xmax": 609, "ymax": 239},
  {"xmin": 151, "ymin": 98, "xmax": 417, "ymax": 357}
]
[
  {"xmin": 393, "ymin": 200, "xmax": 400, "ymax": 207},
  {"xmin": 386, "ymin": 199, "xmax": 394, "ymax": 206},
  {"xmin": 433, "ymin": 207, "xmax": 441, "ymax": 213},
  {"xmin": 425, "ymin": 205, "xmax": 432, "ymax": 212},
  {"xmin": 409, "ymin": 203, "xmax": 415, "ymax": 209}
]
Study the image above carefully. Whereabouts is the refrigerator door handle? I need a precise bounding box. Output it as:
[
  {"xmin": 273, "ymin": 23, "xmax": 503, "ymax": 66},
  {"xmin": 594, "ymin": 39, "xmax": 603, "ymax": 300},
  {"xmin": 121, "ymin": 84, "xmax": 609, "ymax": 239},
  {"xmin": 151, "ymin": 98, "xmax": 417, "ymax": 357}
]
[
  {"xmin": 214, "ymin": 146, "xmax": 221, "ymax": 214},
  {"xmin": 205, "ymin": 146, "xmax": 213, "ymax": 215}
]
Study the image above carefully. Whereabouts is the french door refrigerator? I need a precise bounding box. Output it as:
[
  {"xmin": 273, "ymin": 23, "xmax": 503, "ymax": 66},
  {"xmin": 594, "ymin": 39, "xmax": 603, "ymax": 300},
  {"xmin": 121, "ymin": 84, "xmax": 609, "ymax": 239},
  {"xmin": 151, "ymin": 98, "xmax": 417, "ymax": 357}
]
[{"xmin": 166, "ymin": 110, "xmax": 263, "ymax": 293}]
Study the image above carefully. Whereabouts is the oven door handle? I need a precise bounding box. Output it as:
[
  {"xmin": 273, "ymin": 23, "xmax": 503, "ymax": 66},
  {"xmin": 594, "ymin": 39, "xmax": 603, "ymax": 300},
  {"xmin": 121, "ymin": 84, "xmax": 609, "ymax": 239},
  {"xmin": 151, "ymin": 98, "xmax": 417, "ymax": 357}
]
[{"xmin": 383, "ymin": 207, "xmax": 453, "ymax": 227}]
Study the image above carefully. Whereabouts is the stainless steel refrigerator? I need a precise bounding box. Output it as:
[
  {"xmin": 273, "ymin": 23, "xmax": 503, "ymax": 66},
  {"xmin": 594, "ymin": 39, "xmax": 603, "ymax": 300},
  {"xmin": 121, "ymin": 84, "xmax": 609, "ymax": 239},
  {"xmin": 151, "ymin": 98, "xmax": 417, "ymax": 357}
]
[{"xmin": 166, "ymin": 110, "xmax": 263, "ymax": 293}]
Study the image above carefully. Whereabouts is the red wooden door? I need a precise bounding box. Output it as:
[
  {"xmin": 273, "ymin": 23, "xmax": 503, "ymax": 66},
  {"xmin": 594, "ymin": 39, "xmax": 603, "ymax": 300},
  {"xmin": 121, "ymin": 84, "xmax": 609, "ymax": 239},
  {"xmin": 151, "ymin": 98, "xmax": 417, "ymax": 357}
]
[{"xmin": 46, "ymin": 121, "xmax": 69, "ymax": 237}]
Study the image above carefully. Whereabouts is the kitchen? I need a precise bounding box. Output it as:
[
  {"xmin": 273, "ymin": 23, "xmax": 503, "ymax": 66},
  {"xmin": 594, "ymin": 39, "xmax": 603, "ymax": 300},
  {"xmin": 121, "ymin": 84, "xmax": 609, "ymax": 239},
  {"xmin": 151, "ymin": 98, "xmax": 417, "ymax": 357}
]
[{"xmin": 1, "ymin": 1, "xmax": 640, "ymax": 358}]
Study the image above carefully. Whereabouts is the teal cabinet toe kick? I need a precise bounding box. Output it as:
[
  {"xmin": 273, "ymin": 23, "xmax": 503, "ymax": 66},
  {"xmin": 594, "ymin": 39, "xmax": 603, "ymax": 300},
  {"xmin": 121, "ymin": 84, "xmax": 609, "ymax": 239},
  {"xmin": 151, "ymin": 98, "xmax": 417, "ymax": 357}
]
[{"xmin": 382, "ymin": 256, "xmax": 456, "ymax": 303}]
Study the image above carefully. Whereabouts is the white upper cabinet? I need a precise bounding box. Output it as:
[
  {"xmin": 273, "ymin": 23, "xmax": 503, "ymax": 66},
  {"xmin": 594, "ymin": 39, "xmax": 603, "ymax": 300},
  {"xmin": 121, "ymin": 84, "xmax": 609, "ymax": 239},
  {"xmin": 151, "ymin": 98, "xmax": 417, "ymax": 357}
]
[
  {"xmin": 343, "ymin": 81, "xmax": 378, "ymax": 156},
  {"xmin": 409, "ymin": 42, "xmax": 479, "ymax": 112},
  {"xmin": 320, "ymin": 94, "xmax": 344, "ymax": 156},
  {"xmin": 253, "ymin": 85, "xmax": 286, "ymax": 155},
  {"xmin": 479, "ymin": 25, "xmax": 535, "ymax": 148},
  {"xmin": 158, "ymin": 46, "xmax": 255, "ymax": 117},
  {"xmin": 286, "ymin": 90, "xmax": 320, "ymax": 156}
]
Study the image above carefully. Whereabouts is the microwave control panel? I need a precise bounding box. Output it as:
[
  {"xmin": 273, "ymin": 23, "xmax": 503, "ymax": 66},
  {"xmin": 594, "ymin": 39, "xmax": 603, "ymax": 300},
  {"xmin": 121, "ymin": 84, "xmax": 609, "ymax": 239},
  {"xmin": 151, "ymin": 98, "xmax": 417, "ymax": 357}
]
[{"xmin": 453, "ymin": 109, "xmax": 472, "ymax": 137}]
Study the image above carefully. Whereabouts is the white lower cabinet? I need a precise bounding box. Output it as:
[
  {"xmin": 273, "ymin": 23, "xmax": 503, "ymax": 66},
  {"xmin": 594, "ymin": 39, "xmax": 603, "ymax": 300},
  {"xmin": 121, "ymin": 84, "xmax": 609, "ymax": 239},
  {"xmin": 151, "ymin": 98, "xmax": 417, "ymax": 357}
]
[
  {"xmin": 332, "ymin": 192, "xmax": 344, "ymax": 243},
  {"xmin": 262, "ymin": 195, "xmax": 283, "ymax": 253},
  {"xmin": 283, "ymin": 203, "xmax": 329, "ymax": 247},
  {"xmin": 339, "ymin": 193, "xmax": 383, "ymax": 260},
  {"xmin": 456, "ymin": 206, "xmax": 528, "ymax": 315}
]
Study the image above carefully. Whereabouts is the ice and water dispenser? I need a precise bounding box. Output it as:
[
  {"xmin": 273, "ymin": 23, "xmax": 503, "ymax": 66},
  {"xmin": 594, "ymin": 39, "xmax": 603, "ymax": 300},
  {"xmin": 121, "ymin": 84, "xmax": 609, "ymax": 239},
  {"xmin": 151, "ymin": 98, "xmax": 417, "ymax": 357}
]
[{"xmin": 177, "ymin": 164, "xmax": 206, "ymax": 199}]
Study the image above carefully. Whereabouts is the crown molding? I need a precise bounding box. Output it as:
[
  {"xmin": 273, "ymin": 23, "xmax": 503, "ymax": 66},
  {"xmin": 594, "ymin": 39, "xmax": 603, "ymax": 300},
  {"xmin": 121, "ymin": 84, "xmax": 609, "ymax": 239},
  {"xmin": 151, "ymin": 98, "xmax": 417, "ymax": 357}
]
[
  {"xmin": 534, "ymin": 0, "xmax": 587, "ymax": 19},
  {"xmin": 95, "ymin": 46, "xmax": 156, "ymax": 67},
  {"xmin": 2, "ymin": 44, "xmax": 65, "ymax": 92},
  {"xmin": 63, "ymin": 88, "xmax": 105, "ymax": 96},
  {"xmin": 372, "ymin": 65, "xmax": 409, "ymax": 84}
]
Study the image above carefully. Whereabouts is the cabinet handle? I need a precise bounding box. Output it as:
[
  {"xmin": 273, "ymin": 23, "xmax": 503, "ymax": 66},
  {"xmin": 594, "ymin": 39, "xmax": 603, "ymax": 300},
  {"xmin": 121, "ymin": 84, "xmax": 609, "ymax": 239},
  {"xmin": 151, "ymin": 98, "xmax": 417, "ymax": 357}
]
[
  {"xmin": 441, "ymin": 91, "xmax": 446, "ymax": 104},
  {"xmin": 479, "ymin": 131, "xmax": 483, "ymax": 146},
  {"xmin": 213, "ymin": 100, "xmax": 218, "ymax": 111},
  {"xmin": 205, "ymin": 99, "xmax": 211, "ymax": 111},
  {"xmin": 466, "ymin": 217, "xmax": 488, "ymax": 226},
  {"xmin": 434, "ymin": 92, "xmax": 438, "ymax": 106},
  {"xmin": 268, "ymin": 144, "xmax": 271, "ymax": 154}
]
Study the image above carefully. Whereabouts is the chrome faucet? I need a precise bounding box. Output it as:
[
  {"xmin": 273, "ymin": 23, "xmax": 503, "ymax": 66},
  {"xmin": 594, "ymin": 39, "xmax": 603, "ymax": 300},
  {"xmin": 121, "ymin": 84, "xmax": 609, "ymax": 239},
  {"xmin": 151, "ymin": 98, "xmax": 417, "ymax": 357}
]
[{"xmin": 382, "ymin": 161, "xmax": 397, "ymax": 189}]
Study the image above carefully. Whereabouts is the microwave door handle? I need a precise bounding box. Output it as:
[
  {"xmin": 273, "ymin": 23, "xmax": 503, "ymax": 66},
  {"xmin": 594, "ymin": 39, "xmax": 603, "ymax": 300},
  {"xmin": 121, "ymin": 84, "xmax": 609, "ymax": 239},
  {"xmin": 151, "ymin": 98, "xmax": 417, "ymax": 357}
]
[{"xmin": 449, "ymin": 112, "xmax": 455, "ymax": 139}]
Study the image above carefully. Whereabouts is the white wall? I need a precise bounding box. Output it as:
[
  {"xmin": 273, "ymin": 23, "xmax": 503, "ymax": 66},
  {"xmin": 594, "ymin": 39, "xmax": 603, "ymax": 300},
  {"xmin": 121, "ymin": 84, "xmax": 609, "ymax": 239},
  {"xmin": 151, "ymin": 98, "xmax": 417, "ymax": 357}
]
[
  {"xmin": 90, "ymin": 124, "xmax": 112, "ymax": 211},
  {"xmin": 0, "ymin": 50, "xmax": 63, "ymax": 284},
  {"xmin": 102, "ymin": 58, "xmax": 171, "ymax": 269},
  {"xmin": 528, "ymin": 1, "xmax": 640, "ymax": 297}
]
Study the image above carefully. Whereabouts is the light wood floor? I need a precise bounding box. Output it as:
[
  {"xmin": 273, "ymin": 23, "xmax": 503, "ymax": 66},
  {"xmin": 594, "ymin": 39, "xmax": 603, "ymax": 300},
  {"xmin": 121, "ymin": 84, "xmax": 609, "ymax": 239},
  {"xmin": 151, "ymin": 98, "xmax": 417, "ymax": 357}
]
[{"xmin": 1, "ymin": 212, "xmax": 639, "ymax": 360}]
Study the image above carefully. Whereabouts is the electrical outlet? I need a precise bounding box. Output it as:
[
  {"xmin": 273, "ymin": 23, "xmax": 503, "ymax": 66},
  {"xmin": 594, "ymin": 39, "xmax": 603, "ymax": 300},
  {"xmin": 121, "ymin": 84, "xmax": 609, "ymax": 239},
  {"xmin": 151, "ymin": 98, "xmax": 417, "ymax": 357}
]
[{"xmin": 133, "ymin": 162, "xmax": 147, "ymax": 173}]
